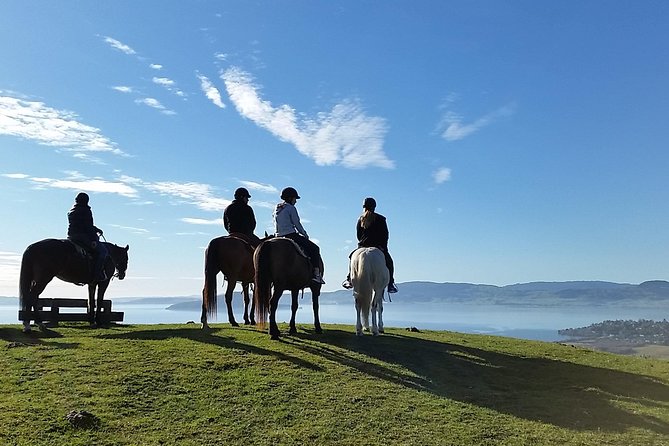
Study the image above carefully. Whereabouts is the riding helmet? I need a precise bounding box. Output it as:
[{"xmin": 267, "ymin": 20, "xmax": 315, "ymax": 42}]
[
  {"xmin": 280, "ymin": 187, "xmax": 300, "ymax": 200},
  {"xmin": 234, "ymin": 187, "xmax": 251, "ymax": 199},
  {"xmin": 363, "ymin": 197, "xmax": 376, "ymax": 210},
  {"xmin": 75, "ymin": 192, "xmax": 90, "ymax": 205}
]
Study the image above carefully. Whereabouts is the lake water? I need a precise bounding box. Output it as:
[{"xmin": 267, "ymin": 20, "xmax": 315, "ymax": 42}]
[{"xmin": 2, "ymin": 299, "xmax": 666, "ymax": 342}]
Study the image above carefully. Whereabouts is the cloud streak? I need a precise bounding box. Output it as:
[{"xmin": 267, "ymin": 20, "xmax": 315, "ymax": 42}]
[
  {"xmin": 222, "ymin": 67, "xmax": 394, "ymax": 169},
  {"xmin": 2, "ymin": 172, "xmax": 139, "ymax": 197},
  {"xmin": 197, "ymin": 74, "xmax": 225, "ymax": 108},
  {"xmin": 135, "ymin": 97, "xmax": 176, "ymax": 115},
  {"xmin": 103, "ymin": 36, "xmax": 137, "ymax": 55},
  {"xmin": 143, "ymin": 181, "xmax": 230, "ymax": 212},
  {"xmin": 433, "ymin": 167, "xmax": 452, "ymax": 184},
  {"xmin": 439, "ymin": 103, "xmax": 516, "ymax": 141},
  {"xmin": 0, "ymin": 94, "xmax": 127, "ymax": 156}
]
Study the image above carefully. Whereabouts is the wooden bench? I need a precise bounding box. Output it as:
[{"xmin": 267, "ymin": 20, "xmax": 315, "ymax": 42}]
[{"xmin": 18, "ymin": 298, "xmax": 124, "ymax": 325}]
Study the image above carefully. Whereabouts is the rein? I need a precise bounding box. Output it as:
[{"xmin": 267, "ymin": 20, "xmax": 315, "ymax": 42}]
[{"xmin": 100, "ymin": 235, "xmax": 121, "ymax": 280}]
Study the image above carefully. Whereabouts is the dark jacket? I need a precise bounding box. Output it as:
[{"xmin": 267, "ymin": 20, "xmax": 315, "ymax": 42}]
[
  {"xmin": 223, "ymin": 200, "xmax": 257, "ymax": 236},
  {"xmin": 67, "ymin": 204, "xmax": 101, "ymax": 244},
  {"xmin": 357, "ymin": 212, "xmax": 389, "ymax": 250}
]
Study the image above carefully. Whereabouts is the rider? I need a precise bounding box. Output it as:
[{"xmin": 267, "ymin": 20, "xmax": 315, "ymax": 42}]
[
  {"xmin": 67, "ymin": 192, "xmax": 108, "ymax": 282},
  {"xmin": 273, "ymin": 187, "xmax": 325, "ymax": 284},
  {"xmin": 223, "ymin": 187, "xmax": 261, "ymax": 247},
  {"xmin": 342, "ymin": 197, "xmax": 398, "ymax": 293}
]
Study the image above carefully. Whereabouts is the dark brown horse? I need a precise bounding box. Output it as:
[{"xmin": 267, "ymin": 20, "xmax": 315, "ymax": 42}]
[
  {"xmin": 201, "ymin": 235, "xmax": 257, "ymax": 329},
  {"xmin": 19, "ymin": 239, "xmax": 129, "ymax": 332},
  {"xmin": 254, "ymin": 237, "xmax": 323, "ymax": 339}
]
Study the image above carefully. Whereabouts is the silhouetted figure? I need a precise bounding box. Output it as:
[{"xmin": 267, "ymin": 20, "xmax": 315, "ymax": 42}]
[
  {"xmin": 223, "ymin": 187, "xmax": 261, "ymax": 247},
  {"xmin": 67, "ymin": 192, "xmax": 107, "ymax": 282}
]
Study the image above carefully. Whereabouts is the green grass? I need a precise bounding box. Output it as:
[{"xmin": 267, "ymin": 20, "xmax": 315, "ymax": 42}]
[{"xmin": 1, "ymin": 323, "xmax": 668, "ymax": 445}]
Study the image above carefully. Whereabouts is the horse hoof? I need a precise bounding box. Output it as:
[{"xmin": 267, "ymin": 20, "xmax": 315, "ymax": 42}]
[
  {"xmin": 201, "ymin": 323, "xmax": 210, "ymax": 331},
  {"xmin": 289, "ymin": 329, "xmax": 297, "ymax": 335},
  {"xmin": 356, "ymin": 331, "xmax": 363, "ymax": 336},
  {"xmin": 315, "ymin": 327, "xmax": 323, "ymax": 334},
  {"xmin": 270, "ymin": 334, "xmax": 280, "ymax": 341},
  {"xmin": 230, "ymin": 321, "xmax": 239, "ymax": 327},
  {"xmin": 379, "ymin": 329, "xmax": 385, "ymax": 333},
  {"xmin": 37, "ymin": 323, "xmax": 48, "ymax": 332},
  {"xmin": 90, "ymin": 322, "xmax": 98, "ymax": 329},
  {"xmin": 22, "ymin": 325, "xmax": 31, "ymax": 333}
]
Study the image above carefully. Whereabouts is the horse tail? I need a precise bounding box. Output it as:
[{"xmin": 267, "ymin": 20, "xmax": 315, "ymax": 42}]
[
  {"xmin": 254, "ymin": 241, "xmax": 272, "ymax": 327},
  {"xmin": 202, "ymin": 239, "xmax": 219, "ymax": 319},
  {"xmin": 352, "ymin": 249, "xmax": 372, "ymax": 328},
  {"xmin": 19, "ymin": 246, "xmax": 34, "ymax": 309}
]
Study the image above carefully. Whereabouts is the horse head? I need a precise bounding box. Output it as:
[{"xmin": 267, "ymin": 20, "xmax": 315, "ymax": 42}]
[{"xmin": 108, "ymin": 244, "xmax": 129, "ymax": 280}]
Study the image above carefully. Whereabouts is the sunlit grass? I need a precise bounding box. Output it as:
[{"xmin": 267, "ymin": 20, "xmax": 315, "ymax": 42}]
[{"xmin": 1, "ymin": 323, "xmax": 668, "ymax": 445}]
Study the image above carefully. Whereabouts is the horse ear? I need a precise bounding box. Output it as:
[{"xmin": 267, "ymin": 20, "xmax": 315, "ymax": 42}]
[{"xmin": 125, "ymin": 245, "xmax": 129, "ymax": 251}]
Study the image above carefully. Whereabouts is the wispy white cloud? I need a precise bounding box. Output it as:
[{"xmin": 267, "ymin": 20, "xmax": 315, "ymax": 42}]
[
  {"xmin": 439, "ymin": 103, "xmax": 516, "ymax": 141},
  {"xmin": 135, "ymin": 97, "xmax": 176, "ymax": 115},
  {"xmin": 181, "ymin": 217, "xmax": 221, "ymax": 225},
  {"xmin": 109, "ymin": 224, "xmax": 150, "ymax": 234},
  {"xmin": 197, "ymin": 73, "xmax": 225, "ymax": 108},
  {"xmin": 112, "ymin": 86, "xmax": 134, "ymax": 94},
  {"xmin": 238, "ymin": 180, "xmax": 277, "ymax": 195},
  {"xmin": 3, "ymin": 172, "xmax": 139, "ymax": 198},
  {"xmin": 143, "ymin": 181, "xmax": 230, "ymax": 212},
  {"xmin": 0, "ymin": 94, "xmax": 127, "ymax": 156},
  {"xmin": 103, "ymin": 36, "xmax": 137, "ymax": 55},
  {"xmin": 2, "ymin": 173, "xmax": 29, "ymax": 179},
  {"xmin": 152, "ymin": 77, "xmax": 186, "ymax": 98},
  {"xmin": 150, "ymin": 64, "xmax": 163, "ymax": 70},
  {"xmin": 214, "ymin": 53, "xmax": 228, "ymax": 61},
  {"xmin": 221, "ymin": 67, "xmax": 394, "ymax": 169},
  {"xmin": 0, "ymin": 250, "xmax": 21, "ymax": 289},
  {"xmin": 433, "ymin": 167, "xmax": 452, "ymax": 184}
]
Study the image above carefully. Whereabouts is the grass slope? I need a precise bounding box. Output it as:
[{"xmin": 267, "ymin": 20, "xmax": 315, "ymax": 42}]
[{"xmin": 1, "ymin": 323, "xmax": 668, "ymax": 446}]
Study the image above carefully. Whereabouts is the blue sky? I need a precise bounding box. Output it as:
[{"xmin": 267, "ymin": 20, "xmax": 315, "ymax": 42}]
[{"xmin": 1, "ymin": 1, "xmax": 668, "ymax": 298}]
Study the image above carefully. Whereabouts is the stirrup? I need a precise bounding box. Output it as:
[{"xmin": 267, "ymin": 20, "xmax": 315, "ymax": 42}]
[
  {"xmin": 312, "ymin": 274, "xmax": 325, "ymax": 284},
  {"xmin": 342, "ymin": 279, "xmax": 353, "ymax": 289},
  {"xmin": 388, "ymin": 283, "xmax": 398, "ymax": 293}
]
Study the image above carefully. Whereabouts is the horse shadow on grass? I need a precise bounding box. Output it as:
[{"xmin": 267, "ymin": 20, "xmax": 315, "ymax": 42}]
[
  {"xmin": 98, "ymin": 325, "xmax": 323, "ymax": 372},
  {"xmin": 0, "ymin": 326, "xmax": 80, "ymax": 350},
  {"xmin": 287, "ymin": 328, "xmax": 669, "ymax": 434}
]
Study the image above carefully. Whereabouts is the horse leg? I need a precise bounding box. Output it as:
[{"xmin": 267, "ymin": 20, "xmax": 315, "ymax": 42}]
[
  {"xmin": 88, "ymin": 284, "xmax": 97, "ymax": 327},
  {"xmin": 241, "ymin": 282, "xmax": 249, "ymax": 325},
  {"xmin": 269, "ymin": 289, "xmax": 282, "ymax": 340},
  {"xmin": 96, "ymin": 282, "xmax": 109, "ymax": 327},
  {"xmin": 225, "ymin": 278, "xmax": 238, "ymax": 327},
  {"xmin": 249, "ymin": 283, "xmax": 256, "ymax": 325},
  {"xmin": 22, "ymin": 278, "xmax": 49, "ymax": 332},
  {"xmin": 311, "ymin": 289, "xmax": 322, "ymax": 334},
  {"xmin": 378, "ymin": 295, "xmax": 384, "ymax": 334},
  {"xmin": 200, "ymin": 301, "xmax": 209, "ymax": 330},
  {"xmin": 355, "ymin": 300, "xmax": 363, "ymax": 336},
  {"xmin": 371, "ymin": 300, "xmax": 379, "ymax": 336},
  {"xmin": 289, "ymin": 290, "xmax": 299, "ymax": 335}
]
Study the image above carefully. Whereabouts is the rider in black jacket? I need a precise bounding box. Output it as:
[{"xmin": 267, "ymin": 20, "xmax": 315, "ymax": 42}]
[
  {"xmin": 343, "ymin": 197, "xmax": 397, "ymax": 293},
  {"xmin": 223, "ymin": 187, "xmax": 261, "ymax": 247},
  {"xmin": 67, "ymin": 192, "xmax": 108, "ymax": 282}
]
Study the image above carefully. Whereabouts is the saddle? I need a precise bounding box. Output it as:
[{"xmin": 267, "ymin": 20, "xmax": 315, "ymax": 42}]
[
  {"xmin": 67, "ymin": 239, "xmax": 93, "ymax": 259},
  {"xmin": 227, "ymin": 233, "xmax": 257, "ymax": 251},
  {"xmin": 275, "ymin": 236, "xmax": 310, "ymax": 260}
]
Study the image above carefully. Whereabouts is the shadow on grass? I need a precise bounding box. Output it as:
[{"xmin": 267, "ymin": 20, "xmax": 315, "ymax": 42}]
[
  {"xmin": 289, "ymin": 328, "xmax": 669, "ymax": 434},
  {"xmin": 0, "ymin": 326, "xmax": 81, "ymax": 350},
  {"xmin": 98, "ymin": 325, "xmax": 323, "ymax": 372}
]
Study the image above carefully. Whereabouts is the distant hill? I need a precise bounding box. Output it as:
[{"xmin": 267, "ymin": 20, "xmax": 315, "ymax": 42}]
[
  {"xmin": 5, "ymin": 280, "xmax": 667, "ymax": 310},
  {"xmin": 151, "ymin": 280, "xmax": 669, "ymax": 311}
]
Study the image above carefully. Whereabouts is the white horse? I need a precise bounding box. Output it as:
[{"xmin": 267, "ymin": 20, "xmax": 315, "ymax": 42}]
[{"xmin": 350, "ymin": 247, "xmax": 390, "ymax": 336}]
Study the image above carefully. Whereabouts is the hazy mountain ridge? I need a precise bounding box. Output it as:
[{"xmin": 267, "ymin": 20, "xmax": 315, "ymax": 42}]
[{"xmin": 3, "ymin": 280, "xmax": 667, "ymax": 309}]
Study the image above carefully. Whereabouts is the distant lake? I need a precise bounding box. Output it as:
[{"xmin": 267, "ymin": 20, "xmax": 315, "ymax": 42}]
[{"xmin": 2, "ymin": 299, "xmax": 666, "ymax": 343}]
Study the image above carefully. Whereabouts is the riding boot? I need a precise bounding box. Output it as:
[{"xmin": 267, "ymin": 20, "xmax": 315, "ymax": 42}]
[{"xmin": 312, "ymin": 268, "xmax": 325, "ymax": 284}]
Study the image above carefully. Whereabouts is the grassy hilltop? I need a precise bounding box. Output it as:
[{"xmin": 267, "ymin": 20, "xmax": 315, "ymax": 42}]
[{"xmin": 1, "ymin": 323, "xmax": 668, "ymax": 446}]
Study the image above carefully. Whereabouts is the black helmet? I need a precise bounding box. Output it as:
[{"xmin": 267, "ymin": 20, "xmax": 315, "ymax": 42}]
[
  {"xmin": 363, "ymin": 197, "xmax": 376, "ymax": 210},
  {"xmin": 280, "ymin": 187, "xmax": 300, "ymax": 200},
  {"xmin": 234, "ymin": 187, "xmax": 251, "ymax": 199},
  {"xmin": 75, "ymin": 192, "xmax": 90, "ymax": 205}
]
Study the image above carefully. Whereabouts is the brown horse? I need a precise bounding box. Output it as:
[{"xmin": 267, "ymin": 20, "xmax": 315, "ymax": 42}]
[
  {"xmin": 254, "ymin": 237, "xmax": 323, "ymax": 339},
  {"xmin": 201, "ymin": 235, "xmax": 257, "ymax": 329},
  {"xmin": 19, "ymin": 239, "xmax": 129, "ymax": 332}
]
